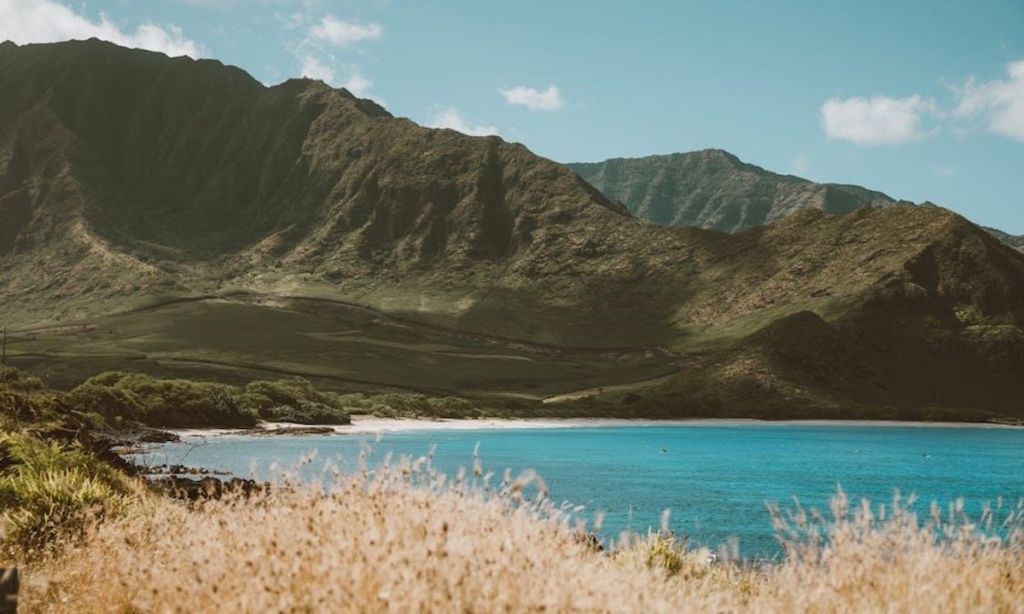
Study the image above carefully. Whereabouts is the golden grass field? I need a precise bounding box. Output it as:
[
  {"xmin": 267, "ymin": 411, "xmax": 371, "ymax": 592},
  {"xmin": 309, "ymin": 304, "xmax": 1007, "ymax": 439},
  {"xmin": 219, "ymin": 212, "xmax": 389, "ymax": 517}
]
[{"xmin": 11, "ymin": 455, "xmax": 1024, "ymax": 614}]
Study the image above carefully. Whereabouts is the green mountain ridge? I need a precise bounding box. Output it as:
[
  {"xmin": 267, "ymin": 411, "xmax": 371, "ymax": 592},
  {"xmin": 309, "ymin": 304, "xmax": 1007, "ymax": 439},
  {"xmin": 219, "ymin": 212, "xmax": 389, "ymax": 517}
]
[
  {"xmin": 568, "ymin": 150, "xmax": 901, "ymax": 233},
  {"xmin": 2, "ymin": 40, "xmax": 1023, "ymax": 420},
  {"xmin": 568, "ymin": 151, "xmax": 1024, "ymax": 250}
]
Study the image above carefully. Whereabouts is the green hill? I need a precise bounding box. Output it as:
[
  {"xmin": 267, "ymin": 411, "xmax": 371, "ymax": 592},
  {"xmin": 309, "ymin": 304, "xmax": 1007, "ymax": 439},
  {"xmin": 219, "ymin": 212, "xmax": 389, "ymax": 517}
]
[{"xmin": 2, "ymin": 40, "xmax": 1023, "ymax": 419}]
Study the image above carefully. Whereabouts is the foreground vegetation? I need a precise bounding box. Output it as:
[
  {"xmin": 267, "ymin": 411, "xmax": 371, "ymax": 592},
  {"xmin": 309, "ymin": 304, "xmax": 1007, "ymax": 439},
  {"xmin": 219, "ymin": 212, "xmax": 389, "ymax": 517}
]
[
  {"xmin": 3, "ymin": 364, "xmax": 1023, "ymax": 611},
  {"xmin": 2, "ymin": 442, "xmax": 1021, "ymax": 613}
]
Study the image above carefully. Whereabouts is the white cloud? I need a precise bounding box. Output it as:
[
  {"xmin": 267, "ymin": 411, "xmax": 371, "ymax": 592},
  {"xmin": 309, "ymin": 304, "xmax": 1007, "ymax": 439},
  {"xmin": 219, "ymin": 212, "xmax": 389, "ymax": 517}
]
[
  {"xmin": 309, "ymin": 15, "xmax": 382, "ymax": 48},
  {"xmin": 0, "ymin": 0, "xmax": 203, "ymax": 57},
  {"xmin": 954, "ymin": 58, "xmax": 1024, "ymax": 142},
  {"xmin": 180, "ymin": 0, "xmax": 235, "ymax": 8},
  {"xmin": 500, "ymin": 85, "xmax": 565, "ymax": 111},
  {"xmin": 291, "ymin": 14, "xmax": 382, "ymax": 94},
  {"xmin": 820, "ymin": 95, "xmax": 935, "ymax": 145},
  {"xmin": 299, "ymin": 56, "xmax": 372, "ymax": 95},
  {"xmin": 792, "ymin": 154, "xmax": 809, "ymax": 174},
  {"xmin": 299, "ymin": 53, "xmax": 335, "ymax": 83},
  {"xmin": 186, "ymin": 0, "xmax": 323, "ymax": 8},
  {"xmin": 278, "ymin": 11, "xmax": 311, "ymax": 30},
  {"xmin": 341, "ymin": 69, "xmax": 372, "ymax": 97},
  {"xmin": 932, "ymin": 165, "xmax": 957, "ymax": 178},
  {"xmin": 427, "ymin": 108, "xmax": 499, "ymax": 137},
  {"xmin": 297, "ymin": 55, "xmax": 377, "ymax": 100}
]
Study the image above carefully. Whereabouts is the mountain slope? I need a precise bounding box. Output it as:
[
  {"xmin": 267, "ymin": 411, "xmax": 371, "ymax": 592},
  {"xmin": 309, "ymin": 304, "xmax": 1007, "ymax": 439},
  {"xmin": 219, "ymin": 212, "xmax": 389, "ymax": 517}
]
[
  {"xmin": 0, "ymin": 38, "xmax": 655, "ymax": 343},
  {"xmin": 568, "ymin": 150, "xmax": 901, "ymax": 233},
  {"xmin": 984, "ymin": 227, "xmax": 1024, "ymax": 252},
  {"xmin": 568, "ymin": 151, "xmax": 1024, "ymax": 251},
  {"xmin": 2, "ymin": 40, "xmax": 1023, "ymax": 419}
]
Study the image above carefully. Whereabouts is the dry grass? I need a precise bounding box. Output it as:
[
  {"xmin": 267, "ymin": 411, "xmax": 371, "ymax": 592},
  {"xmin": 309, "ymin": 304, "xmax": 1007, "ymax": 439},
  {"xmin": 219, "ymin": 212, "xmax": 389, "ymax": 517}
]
[{"xmin": 12, "ymin": 456, "xmax": 1024, "ymax": 613}]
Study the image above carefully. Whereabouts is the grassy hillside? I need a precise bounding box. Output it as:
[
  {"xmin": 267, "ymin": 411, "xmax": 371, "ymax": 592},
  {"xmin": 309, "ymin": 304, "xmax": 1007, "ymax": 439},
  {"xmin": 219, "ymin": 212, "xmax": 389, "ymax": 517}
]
[
  {"xmin": 1, "ymin": 40, "xmax": 1023, "ymax": 419},
  {"xmin": 4, "ymin": 295, "xmax": 677, "ymax": 400}
]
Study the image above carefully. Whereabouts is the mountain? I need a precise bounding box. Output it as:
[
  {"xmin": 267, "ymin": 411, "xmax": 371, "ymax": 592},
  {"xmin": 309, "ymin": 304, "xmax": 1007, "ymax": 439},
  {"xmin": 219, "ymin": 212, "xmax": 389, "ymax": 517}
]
[
  {"xmin": 2, "ymin": 40, "xmax": 1023, "ymax": 420},
  {"xmin": 568, "ymin": 151, "xmax": 1024, "ymax": 251},
  {"xmin": 568, "ymin": 150, "xmax": 902, "ymax": 233},
  {"xmin": 0, "ymin": 38, "xmax": 646, "ymax": 341},
  {"xmin": 984, "ymin": 227, "xmax": 1024, "ymax": 252}
]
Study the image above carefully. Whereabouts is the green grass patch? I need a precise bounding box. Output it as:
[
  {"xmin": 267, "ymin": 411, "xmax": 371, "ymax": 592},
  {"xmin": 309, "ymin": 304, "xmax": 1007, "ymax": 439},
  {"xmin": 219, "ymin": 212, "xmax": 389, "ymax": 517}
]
[{"xmin": 0, "ymin": 432, "xmax": 131, "ymax": 558}]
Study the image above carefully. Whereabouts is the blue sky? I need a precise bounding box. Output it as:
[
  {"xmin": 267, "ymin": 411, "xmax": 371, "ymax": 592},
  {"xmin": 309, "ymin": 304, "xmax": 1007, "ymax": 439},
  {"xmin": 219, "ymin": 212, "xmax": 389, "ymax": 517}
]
[{"xmin": 2, "ymin": 0, "xmax": 1022, "ymax": 232}]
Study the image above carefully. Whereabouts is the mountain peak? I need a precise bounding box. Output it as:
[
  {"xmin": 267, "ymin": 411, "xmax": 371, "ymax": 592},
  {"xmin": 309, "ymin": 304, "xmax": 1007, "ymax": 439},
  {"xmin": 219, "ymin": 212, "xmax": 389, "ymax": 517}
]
[{"xmin": 692, "ymin": 148, "xmax": 742, "ymax": 162}]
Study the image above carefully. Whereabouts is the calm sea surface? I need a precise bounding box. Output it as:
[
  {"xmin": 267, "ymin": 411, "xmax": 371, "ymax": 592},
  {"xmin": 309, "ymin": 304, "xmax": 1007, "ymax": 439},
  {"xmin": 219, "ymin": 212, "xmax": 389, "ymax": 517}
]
[{"xmin": 136, "ymin": 423, "xmax": 1024, "ymax": 558}]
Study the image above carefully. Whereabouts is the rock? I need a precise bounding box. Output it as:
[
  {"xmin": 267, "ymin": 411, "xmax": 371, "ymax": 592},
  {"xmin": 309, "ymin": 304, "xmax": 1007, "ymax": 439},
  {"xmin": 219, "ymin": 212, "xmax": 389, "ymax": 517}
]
[
  {"xmin": 145, "ymin": 464, "xmax": 229, "ymax": 476},
  {"xmin": 149, "ymin": 476, "xmax": 265, "ymax": 501},
  {"xmin": 256, "ymin": 426, "xmax": 336, "ymax": 436},
  {"xmin": 572, "ymin": 531, "xmax": 605, "ymax": 553},
  {"xmin": 135, "ymin": 428, "xmax": 181, "ymax": 443}
]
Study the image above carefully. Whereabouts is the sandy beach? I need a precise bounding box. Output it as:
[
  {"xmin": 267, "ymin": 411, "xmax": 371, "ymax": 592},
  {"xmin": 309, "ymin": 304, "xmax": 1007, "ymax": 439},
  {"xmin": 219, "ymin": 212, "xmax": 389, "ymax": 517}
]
[{"xmin": 167, "ymin": 416, "xmax": 1022, "ymax": 438}]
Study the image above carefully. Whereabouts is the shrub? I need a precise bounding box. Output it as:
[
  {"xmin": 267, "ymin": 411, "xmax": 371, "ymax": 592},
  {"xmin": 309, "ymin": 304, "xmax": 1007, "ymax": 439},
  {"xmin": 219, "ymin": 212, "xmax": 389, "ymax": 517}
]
[
  {"xmin": 79, "ymin": 371, "xmax": 131, "ymax": 387},
  {"xmin": 643, "ymin": 533, "xmax": 688, "ymax": 576},
  {"xmin": 244, "ymin": 379, "xmax": 333, "ymax": 408},
  {"xmin": 344, "ymin": 393, "xmax": 483, "ymax": 419},
  {"xmin": 0, "ymin": 390, "xmax": 52, "ymax": 425},
  {"xmin": 427, "ymin": 396, "xmax": 481, "ymax": 418},
  {"xmin": 0, "ymin": 366, "xmax": 46, "ymax": 392},
  {"xmin": 64, "ymin": 383, "xmax": 145, "ymax": 424},
  {"xmin": 62, "ymin": 372, "xmax": 477, "ymax": 426},
  {"xmin": 232, "ymin": 392, "xmax": 275, "ymax": 413},
  {"xmin": 70, "ymin": 373, "xmax": 258, "ymax": 428},
  {"xmin": 0, "ymin": 433, "xmax": 130, "ymax": 557},
  {"xmin": 364, "ymin": 393, "xmax": 432, "ymax": 418},
  {"xmin": 242, "ymin": 379, "xmax": 351, "ymax": 424},
  {"xmin": 0, "ymin": 368, "xmax": 57, "ymax": 430},
  {"xmin": 331, "ymin": 393, "xmax": 372, "ymax": 412},
  {"xmin": 260, "ymin": 402, "xmax": 350, "ymax": 425},
  {"xmin": 0, "ymin": 468, "xmax": 127, "ymax": 556}
]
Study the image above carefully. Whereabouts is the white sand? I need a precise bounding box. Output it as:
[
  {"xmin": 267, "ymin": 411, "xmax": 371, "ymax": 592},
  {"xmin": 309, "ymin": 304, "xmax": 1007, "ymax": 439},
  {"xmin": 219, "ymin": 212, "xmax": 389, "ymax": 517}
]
[{"xmin": 167, "ymin": 416, "xmax": 1021, "ymax": 438}]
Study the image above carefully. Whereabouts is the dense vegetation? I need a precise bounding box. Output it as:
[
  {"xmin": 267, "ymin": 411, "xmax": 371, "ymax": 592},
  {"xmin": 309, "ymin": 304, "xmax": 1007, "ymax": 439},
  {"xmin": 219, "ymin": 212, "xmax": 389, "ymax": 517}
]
[
  {"xmin": 3, "ymin": 365, "xmax": 519, "ymax": 430},
  {"xmin": 0, "ymin": 367, "xmax": 133, "ymax": 558},
  {"xmin": 0, "ymin": 432, "xmax": 131, "ymax": 558},
  {"xmin": 68, "ymin": 373, "xmax": 257, "ymax": 428}
]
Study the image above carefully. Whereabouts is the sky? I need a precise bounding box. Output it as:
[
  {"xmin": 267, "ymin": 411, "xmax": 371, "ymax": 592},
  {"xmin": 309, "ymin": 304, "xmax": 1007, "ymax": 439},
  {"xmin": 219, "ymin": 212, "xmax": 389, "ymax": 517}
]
[{"xmin": 1, "ymin": 0, "xmax": 1022, "ymax": 233}]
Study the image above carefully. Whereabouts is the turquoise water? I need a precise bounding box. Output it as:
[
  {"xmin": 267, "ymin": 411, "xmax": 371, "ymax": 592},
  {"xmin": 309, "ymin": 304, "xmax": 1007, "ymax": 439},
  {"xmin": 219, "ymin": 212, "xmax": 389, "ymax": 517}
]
[{"xmin": 138, "ymin": 423, "xmax": 1024, "ymax": 558}]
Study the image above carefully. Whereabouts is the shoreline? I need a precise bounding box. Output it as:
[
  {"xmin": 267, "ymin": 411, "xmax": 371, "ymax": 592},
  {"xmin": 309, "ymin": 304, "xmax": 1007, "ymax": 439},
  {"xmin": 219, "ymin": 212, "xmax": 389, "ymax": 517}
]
[{"xmin": 168, "ymin": 416, "xmax": 1024, "ymax": 438}]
